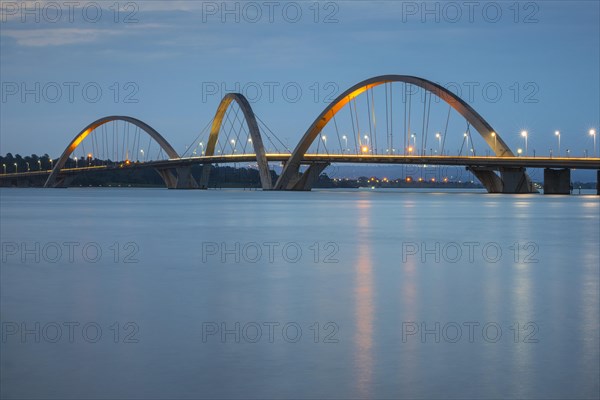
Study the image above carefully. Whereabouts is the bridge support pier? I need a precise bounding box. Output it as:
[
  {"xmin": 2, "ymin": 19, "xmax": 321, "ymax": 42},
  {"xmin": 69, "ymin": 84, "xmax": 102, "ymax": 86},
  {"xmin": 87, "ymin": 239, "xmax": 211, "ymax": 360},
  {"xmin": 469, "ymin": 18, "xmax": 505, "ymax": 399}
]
[
  {"xmin": 197, "ymin": 165, "xmax": 212, "ymax": 189},
  {"xmin": 155, "ymin": 167, "xmax": 199, "ymax": 189},
  {"xmin": 499, "ymin": 167, "xmax": 537, "ymax": 193},
  {"xmin": 543, "ymin": 168, "xmax": 571, "ymax": 195},
  {"xmin": 47, "ymin": 175, "xmax": 76, "ymax": 188},
  {"xmin": 285, "ymin": 162, "xmax": 330, "ymax": 191},
  {"xmin": 468, "ymin": 167, "xmax": 503, "ymax": 193},
  {"xmin": 468, "ymin": 167, "xmax": 537, "ymax": 193}
]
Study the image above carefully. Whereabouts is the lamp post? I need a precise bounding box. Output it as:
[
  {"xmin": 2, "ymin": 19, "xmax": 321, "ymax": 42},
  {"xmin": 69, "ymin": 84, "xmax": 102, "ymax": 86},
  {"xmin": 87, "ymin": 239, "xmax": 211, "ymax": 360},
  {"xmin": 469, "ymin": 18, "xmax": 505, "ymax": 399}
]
[
  {"xmin": 37, "ymin": 160, "xmax": 41, "ymax": 170},
  {"xmin": 517, "ymin": 148, "xmax": 522, "ymax": 157},
  {"xmin": 74, "ymin": 157, "xmax": 78, "ymax": 168},
  {"xmin": 521, "ymin": 130, "xmax": 528, "ymax": 156},
  {"xmin": 590, "ymin": 129, "xmax": 597, "ymax": 157},
  {"xmin": 463, "ymin": 133, "xmax": 469, "ymax": 156},
  {"xmin": 435, "ymin": 132, "xmax": 441, "ymax": 155},
  {"xmin": 491, "ymin": 132, "xmax": 496, "ymax": 155},
  {"xmin": 199, "ymin": 142, "xmax": 204, "ymax": 155},
  {"xmin": 49, "ymin": 159, "xmax": 53, "ymax": 170},
  {"xmin": 14, "ymin": 163, "xmax": 17, "ymax": 173},
  {"xmin": 2, "ymin": 164, "xmax": 6, "ymax": 174},
  {"xmin": 26, "ymin": 162, "xmax": 30, "ymax": 172},
  {"xmin": 555, "ymin": 131, "xmax": 560, "ymax": 156},
  {"xmin": 342, "ymin": 135, "xmax": 347, "ymax": 153}
]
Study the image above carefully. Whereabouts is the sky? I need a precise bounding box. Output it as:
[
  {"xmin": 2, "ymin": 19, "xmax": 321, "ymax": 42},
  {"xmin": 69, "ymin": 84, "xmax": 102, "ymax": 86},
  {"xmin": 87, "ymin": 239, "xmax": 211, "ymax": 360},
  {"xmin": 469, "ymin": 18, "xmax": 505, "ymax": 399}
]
[{"xmin": 1, "ymin": 0, "xmax": 599, "ymax": 164}]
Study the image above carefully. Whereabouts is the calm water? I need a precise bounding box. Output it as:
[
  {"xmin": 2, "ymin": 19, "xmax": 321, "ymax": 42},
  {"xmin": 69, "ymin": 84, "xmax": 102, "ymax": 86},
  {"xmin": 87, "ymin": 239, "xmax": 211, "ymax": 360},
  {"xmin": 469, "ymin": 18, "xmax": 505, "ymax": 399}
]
[{"xmin": 1, "ymin": 188, "xmax": 599, "ymax": 399}]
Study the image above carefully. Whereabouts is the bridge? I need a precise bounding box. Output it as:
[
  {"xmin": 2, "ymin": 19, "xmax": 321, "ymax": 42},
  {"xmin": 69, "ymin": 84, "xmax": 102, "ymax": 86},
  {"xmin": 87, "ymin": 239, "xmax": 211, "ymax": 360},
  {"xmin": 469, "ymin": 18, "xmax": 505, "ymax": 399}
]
[{"xmin": 2, "ymin": 75, "xmax": 599, "ymax": 194}]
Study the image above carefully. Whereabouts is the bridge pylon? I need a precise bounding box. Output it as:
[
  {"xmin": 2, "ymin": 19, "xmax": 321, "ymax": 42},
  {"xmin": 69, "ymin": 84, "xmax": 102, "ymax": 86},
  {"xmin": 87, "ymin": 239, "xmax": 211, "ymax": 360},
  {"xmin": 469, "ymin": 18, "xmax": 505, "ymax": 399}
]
[
  {"xmin": 469, "ymin": 167, "xmax": 537, "ymax": 193},
  {"xmin": 282, "ymin": 162, "xmax": 330, "ymax": 191},
  {"xmin": 155, "ymin": 167, "xmax": 199, "ymax": 189}
]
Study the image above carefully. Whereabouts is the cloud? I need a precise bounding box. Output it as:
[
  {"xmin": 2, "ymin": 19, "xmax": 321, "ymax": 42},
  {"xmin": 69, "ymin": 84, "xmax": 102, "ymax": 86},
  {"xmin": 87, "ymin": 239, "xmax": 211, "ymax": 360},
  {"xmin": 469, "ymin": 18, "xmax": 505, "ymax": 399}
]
[{"xmin": 2, "ymin": 24, "xmax": 165, "ymax": 46}]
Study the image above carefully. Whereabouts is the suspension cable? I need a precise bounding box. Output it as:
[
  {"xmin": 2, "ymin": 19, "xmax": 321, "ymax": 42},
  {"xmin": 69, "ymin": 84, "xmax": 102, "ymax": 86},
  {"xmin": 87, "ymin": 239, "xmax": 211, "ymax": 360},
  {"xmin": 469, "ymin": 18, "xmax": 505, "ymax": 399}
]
[
  {"xmin": 370, "ymin": 88, "xmax": 378, "ymax": 154},
  {"xmin": 332, "ymin": 112, "xmax": 342, "ymax": 154},
  {"xmin": 441, "ymin": 105, "xmax": 451, "ymax": 156},
  {"xmin": 255, "ymin": 114, "xmax": 291, "ymax": 153},
  {"xmin": 366, "ymin": 90, "xmax": 373, "ymax": 155},
  {"xmin": 423, "ymin": 90, "xmax": 432, "ymax": 155},
  {"xmin": 390, "ymin": 83, "xmax": 394, "ymax": 153},
  {"xmin": 348, "ymin": 96, "xmax": 358, "ymax": 154}
]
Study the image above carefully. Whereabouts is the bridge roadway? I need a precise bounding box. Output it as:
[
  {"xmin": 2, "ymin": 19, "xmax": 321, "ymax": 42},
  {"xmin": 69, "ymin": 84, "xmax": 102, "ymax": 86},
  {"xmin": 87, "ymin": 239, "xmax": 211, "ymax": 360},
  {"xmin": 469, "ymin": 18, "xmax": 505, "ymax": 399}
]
[{"xmin": 1, "ymin": 154, "xmax": 599, "ymax": 181}]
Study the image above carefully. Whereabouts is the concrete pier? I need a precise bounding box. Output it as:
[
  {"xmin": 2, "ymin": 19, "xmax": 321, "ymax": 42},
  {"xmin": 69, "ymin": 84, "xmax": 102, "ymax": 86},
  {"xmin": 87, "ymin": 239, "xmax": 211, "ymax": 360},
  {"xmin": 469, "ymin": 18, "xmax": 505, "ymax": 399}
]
[{"xmin": 543, "ymin": 168, "xmax": 571, "ymax": 195}]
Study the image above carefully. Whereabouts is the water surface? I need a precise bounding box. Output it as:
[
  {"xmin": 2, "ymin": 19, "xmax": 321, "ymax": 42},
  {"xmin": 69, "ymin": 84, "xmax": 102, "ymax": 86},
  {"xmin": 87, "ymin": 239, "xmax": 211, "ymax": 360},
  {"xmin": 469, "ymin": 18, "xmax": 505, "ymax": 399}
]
[{"xmin": 1, "ymin": 188, "xmax": 599, "ymax": 399}]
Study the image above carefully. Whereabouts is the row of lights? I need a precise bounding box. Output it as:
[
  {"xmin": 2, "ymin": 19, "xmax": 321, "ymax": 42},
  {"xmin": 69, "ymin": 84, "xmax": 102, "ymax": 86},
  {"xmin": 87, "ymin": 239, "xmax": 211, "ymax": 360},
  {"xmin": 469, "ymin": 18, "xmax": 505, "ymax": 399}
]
[
  {"xmin": 3, "ymin": 159, "xmax": 53, "ymax": 173},
  {"xmin": 329, "ymin": 130, "xmax": 598, "ymax": 157},
  {"xmin": 515, "ymin": 129, "xmax": 596, "ymax": 157},
  {"xmin": 6, "ymin": 129, "xmax": 597, "ymax": 174},
  {"xmin": 190, "ymin": 138, "xmax": 256, "ymax": 156},
  {"xmin": 366, "ymin": 176, "xmax": 450, "ymax": 183},
  {"xmin": 333, "ymin": 133, "xmax": 446, "ymax": 155}
]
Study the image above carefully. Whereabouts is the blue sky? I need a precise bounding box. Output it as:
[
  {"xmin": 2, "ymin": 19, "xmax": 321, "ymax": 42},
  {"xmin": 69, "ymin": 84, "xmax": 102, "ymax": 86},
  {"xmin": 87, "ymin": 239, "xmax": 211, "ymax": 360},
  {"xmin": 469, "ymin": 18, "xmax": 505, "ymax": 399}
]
[{"xmin": 1, "ymin": 0, "xmax": 599, "ymax": 159}]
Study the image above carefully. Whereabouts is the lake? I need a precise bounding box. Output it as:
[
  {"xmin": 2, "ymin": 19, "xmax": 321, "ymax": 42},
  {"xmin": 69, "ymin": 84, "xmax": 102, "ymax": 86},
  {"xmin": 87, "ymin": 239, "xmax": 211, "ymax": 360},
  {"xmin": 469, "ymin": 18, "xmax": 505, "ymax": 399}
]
[{"xmin": 1, "ymin": 188, "xmax": 599, "ymax": 399}]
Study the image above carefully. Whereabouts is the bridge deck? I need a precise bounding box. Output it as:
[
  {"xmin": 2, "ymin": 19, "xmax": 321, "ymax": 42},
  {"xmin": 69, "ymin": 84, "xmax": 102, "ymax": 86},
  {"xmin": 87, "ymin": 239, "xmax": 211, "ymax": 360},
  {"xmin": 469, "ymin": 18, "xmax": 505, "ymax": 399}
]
[{"xmin": 1, "ymin": 154, "xmax": 599, "ymax": 180}]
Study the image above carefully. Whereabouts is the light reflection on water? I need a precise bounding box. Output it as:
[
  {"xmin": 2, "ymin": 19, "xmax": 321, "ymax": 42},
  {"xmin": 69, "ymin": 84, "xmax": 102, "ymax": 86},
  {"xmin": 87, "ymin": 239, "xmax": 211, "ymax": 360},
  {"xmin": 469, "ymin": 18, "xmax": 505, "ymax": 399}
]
[
  {"xmin": 0, "ymin": 188, "xmax": 598, "ymax": 399},
  {"xmin": 354, "ymin": 200, "xmax": 374, "ymax": 399}
]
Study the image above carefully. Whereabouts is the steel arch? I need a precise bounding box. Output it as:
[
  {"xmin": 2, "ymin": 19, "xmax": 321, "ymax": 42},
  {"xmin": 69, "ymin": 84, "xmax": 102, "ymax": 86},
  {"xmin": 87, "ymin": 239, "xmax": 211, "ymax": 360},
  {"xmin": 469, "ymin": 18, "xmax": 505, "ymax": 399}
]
[
  {"xmin": 44, "ymin": 116, "xmax": 179, "ymax": 188},
  {"xmin": 275, "ymin": 75, "xmax": 515, "ymax": 190},
  {"xmin": 199, "ymin": 93, "xmax": 272, "ymax": 189}
]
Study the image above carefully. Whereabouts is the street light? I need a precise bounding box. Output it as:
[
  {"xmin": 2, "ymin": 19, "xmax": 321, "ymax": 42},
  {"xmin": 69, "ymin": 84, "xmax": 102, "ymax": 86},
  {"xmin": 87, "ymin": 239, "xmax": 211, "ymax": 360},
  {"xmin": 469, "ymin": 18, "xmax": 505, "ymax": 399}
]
[
  {"xmin": 463, "ymin": 132, "xmax": 469, "ymax": 156},
  {"xmin": 521, "ymin": 130, "xmax": 528, "ymax": 156},
  {"xmin": 2, "ymin": 164, "xmax": 6, "ymax": 174},
  {"xmin": 49, "ymin": 159, "xmax": 53, "ymax": 170},
  {"xmin": 26, "ymin": 162, "xmax": 30, "ymax": 172},
  {"xmin": 517, "ymin": 148, "xmax": 522, "ymax": 156},
  {"xmin": 491, "ymin": 132, "xmax": 496, "ymax": 155},
  {"xmin": 342, "ymin": 135, "xmax": 347, "ymax": 153},
  {"xmin": 590, "ymin": 129, "xmax": 597, "ymax": 157},
  {"xmin": 37, "ymin": 160, "xmax": 42, "ymax": 170},
  {"xmin": 435, "ymin": 132, "xmax": 441, "ymax": 155},
  {"xmin": 74, "ymin": 157, "xmax": 78, "ymax": 168},
  {"xmin": 14, "ymin": 163, "xmax": 17, "ymax": 173},
  {"xmin": 555, "ymin": 131, "xmax": 561, "ymax": 156},
  {"xmin": 199, "ymin": 142, "xmax": 204, "ymax": 155}
]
